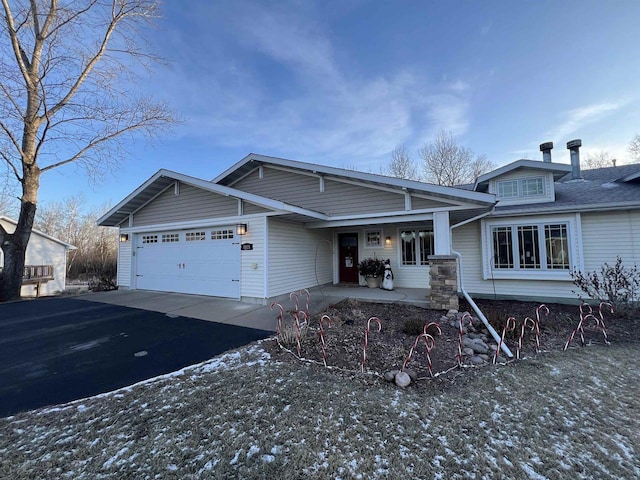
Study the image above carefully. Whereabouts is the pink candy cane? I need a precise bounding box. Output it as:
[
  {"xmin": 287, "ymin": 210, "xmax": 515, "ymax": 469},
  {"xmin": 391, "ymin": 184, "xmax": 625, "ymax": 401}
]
[
  {"xmin": 423, "ymin": 322, "xmax": 442, "ymax": 336},
  {"xmin": 493, "ymin": 317, "xmax": 516, "ymax": 364},
  {"xmin": 270, "ymin": 302, "xmax": 284, "ymax": 344},
  {"xmin": 362, "ymin": 317, "xmax": 382, "ymax": 372},
  {"xmin": 300, "ymin": 289, "xmax": 311, "ymax": 317},
  {"xmin": 293, "ymin": 311, "xmax": 307, "ymax": 357},
  {"xmin": 598, "ymin": 302, "xmax": 614, "ymax": 345},
  {"xmin": 403, "ymin": 333, "xmax": 436, "ymax": 377},
  {"xmin": 457, "ymin": 312, "xmax": 474, "ymax": 367},
  {"xmin": 517, "ymin": 317, "xmax": 536, "ymax": 360},
  {"xmin": 535, "ymin": 304, "xmax": 549, "ymax": 353},
  {"xmin": 319, "ymin": 314, "xmax": 333, "ymax": 367},
  {"xmin": 290, "ymin": 291, "xmax": 299, "ymax": 313}
]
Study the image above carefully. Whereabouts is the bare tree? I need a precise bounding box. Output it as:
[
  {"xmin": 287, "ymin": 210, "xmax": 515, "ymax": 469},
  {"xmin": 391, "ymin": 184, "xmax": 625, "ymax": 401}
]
[
  {"xmin": 584, "ymin": 150, "xmax": 617, "ymax": 170},
  {"xmin": 629, "ymin": 134, "xmax": 640, "ymax": 161},
  {"xmin": 418, "ymin": 130, "xmax": 494, "ymax": 186},
  {"xmin": 0, "ymin": 1, "xmax": 173, "ymax": 301},
  {"xmin": 385, "ymin": 145, "xmax": 418, "ymax": 180}
]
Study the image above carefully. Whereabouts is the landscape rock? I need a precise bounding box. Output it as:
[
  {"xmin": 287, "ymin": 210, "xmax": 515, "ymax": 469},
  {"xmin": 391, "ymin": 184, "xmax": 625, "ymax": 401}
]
[
  {"xmin": 495, "ymin": 355, "xmax": 508, "ymax": 365},
  {"xmin": 469, "ymin": 341, "xmax": 489, "ymax": 354},
  {"xmin": 462, "ymin": 347, "xmax": 475, "ymax": 356},
  {"xmin": 478, "ymin": 354, "xmax": 490, "ymax": 361},
  {"xmin": 395, "ymin": 371, "xmax": 411, "ymax": 388},
  {"xmin": 384, "ymin": 370, "xmax": 399, "ymax": 382},
  {"xmin": 469, "ymin": 355, "xmax": 485, "ymax": 365},
  {"xmin": 404, "ymin": 369, "xmax": 418, "ymax": 381},
  {"xmin": 446, "ymin": 309, "xmax": 458, "ymax": 318},
  {"xmin": 489, "ymin": 344, "xmax": 498, "ymax": 351}
]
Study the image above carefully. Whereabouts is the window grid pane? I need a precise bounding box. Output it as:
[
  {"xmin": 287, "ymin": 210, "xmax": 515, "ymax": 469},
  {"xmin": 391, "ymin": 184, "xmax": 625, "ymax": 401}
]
[
  {"xmin": 142, "ymin": 235, "xmax": 158, "ymax": 244},
  {"xmin": 418, "ymin": 230, "xmax": 434, "ymax": 265},
  {"xmin": 517, "ymin": 226, "xmax": 540, "ymax": 268},
  {"xmin": 492, "ymin": 227, "xmax": 513, "ymax": 268},
  {"xmin": 522, "ymin": 178, "xmax": 544, "ymax": 196},
  {"xmin": 497, "ymin": 180, "xmax": 518, "ymax": 198},
  {"xmin": 162, "ymin": 233, "xmax": 179, "ymax": 243},
  {"xmin": 401, "ymin": 231, "xmax": 416, "ymax": 265},
  {"xmin": 545, "ymin": 224, "xmax": 570, "ymax": 269},
  {"xmin": 211, "ymin": 229, "xmax": 234, "ymax": 240},
  {"xmin": 186, "ymin": 231, "xmax": 206, "ymax": 242}
]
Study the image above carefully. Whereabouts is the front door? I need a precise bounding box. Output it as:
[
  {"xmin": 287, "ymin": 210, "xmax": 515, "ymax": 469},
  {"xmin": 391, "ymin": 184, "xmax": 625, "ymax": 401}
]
[{"xmin": 338, "ymin": 233, "xmax": 359, "ymax": 283}]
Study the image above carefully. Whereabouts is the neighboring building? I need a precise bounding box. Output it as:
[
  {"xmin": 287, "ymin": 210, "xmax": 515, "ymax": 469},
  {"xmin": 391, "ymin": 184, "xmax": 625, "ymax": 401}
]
[
  {"xmin": 0, "ymin": 216, "xmax": 76, "ymax": 297},
  {"xmin": 98, "ymin": 140, "xmax": 640, "ymax": 305}
]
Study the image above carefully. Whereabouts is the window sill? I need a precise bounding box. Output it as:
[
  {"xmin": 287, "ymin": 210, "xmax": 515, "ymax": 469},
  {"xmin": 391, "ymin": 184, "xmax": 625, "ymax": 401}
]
[{"xmin": 484, "ymin": 270, "xmax": 572, "ymax": 281}]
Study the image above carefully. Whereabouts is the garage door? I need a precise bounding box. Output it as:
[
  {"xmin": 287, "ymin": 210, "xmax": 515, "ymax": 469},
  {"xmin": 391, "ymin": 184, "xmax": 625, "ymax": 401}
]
[{"xmin": 135, "ymin": 227, "xmax": 240, "ymax": 298}]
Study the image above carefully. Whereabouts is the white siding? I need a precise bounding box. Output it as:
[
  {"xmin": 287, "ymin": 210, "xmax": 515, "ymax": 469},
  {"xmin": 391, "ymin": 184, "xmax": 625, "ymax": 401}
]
[
  {"xmin": 117, "ymin": 236, "xmax": 132, "ymax": 287},
  {"xmin": 268, "ymin": 218, "xmax": 333, "ymax": 297},
  {"xmin": 21, "ymin": 234, "xmax": 68, "ymax": 297},
  {"xmin": 581, "ymin": 210, "xmax": 640, "ymax": 270},
  {"xmin": 240, "ymin": 216, "xmax": 266, "ymax": 299}
]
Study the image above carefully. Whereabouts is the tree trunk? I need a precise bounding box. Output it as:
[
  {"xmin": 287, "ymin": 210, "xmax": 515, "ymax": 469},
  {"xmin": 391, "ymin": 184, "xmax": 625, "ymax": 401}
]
[{"xmin": 0, "ymin": 201, "xmax": 37, "ymax": 301}]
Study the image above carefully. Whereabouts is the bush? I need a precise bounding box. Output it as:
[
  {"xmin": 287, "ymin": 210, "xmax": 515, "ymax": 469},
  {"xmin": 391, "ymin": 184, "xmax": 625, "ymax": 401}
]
[
  {"xmin": 571, "ymin": 256, "xmax": 640, "ymax": 313},
  {"xmin": 402, "ymin": 318, "xmax": 424, "ymax": 336}
]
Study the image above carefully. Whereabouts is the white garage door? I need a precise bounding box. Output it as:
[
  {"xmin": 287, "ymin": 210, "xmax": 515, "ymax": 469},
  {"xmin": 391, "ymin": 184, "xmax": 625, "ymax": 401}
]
[{"xmin": 135, "ymin": 227, "xmax": 240, "ymax": 298}]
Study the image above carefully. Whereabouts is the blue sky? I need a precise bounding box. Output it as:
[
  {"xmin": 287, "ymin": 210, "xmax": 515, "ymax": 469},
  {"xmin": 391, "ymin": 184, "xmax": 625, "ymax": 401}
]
[{"xmin": 36, "ymin": 0, "xmax": 640, "ymax": 211}]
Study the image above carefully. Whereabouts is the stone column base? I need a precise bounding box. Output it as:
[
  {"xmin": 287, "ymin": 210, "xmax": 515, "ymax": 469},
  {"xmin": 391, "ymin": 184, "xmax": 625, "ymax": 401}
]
[{"xmin": 428, "ymin": 255, "xmax": 459, "ymax": 311}]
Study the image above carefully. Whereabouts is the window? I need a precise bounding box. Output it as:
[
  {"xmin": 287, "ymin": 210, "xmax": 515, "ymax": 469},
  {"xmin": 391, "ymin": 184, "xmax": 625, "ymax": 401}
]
[
  {"xmin": 142, "ymin": 235, "xmax": 158, "ymax": 244},
  {"xmin": 186, "ymin": 231, "xmax": 206, "ymax": 242},
  {"xmin": 365, "ymin": 230, "xmax": 382, "ymax": 247},
  {"xmin": 162, "ymin": 233, "xmax": 180, "ymax": 243},
  {"xmin": 496, "ymin": 176, "xmax": 545, "ymax": 199},
  {"xmin": 211, "ymin": 229, "xmax": 234, "ymax": 240},
  {"xmin": 490, "ymin": 222, "xmax": 570, "ymax": 271},
  {"xmin": 400, "ymin": 229, "xmax": 433, "ymax": 266}
]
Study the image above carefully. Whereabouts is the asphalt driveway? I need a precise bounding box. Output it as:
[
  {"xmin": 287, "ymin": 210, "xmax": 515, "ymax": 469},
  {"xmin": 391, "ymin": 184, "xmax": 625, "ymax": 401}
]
[{"xmin": 0, "ymin": 297, "xmax": 271, "ymax": 417}]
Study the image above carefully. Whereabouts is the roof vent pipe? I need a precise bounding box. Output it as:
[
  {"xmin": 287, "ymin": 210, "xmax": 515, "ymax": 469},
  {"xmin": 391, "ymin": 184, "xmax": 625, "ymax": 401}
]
[
  {"xmin": 567, "ymin": 139, "xmax": 582, "ymax": 180},
  {"xmin": 539, "ymin": 142, "xmax": 553, "ymax": 163}
]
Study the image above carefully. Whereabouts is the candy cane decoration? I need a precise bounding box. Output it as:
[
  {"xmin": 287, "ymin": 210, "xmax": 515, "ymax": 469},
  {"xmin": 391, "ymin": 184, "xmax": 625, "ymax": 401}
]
[
  {"xmin": 598, "ymin": 302, "xmax": 614, "ymax": 345},
  {"xmin": 517, "ymin": 317, "xmax": 536, "ymax": 360},
  {"xmin": 423, "ymin": 322, "xmax": 442, "ymax": 336},
  {"xmin": 270, "ymin": 302, "xmax": 284, "ymax": 344},
  {"xmin": 319, "ymin": 314, "xmax": 333, "ymax": 367},
  {"xmin": 493, "ymin": 317, "xmax": 516, "ymax": 364},
  {"xmin": 362, "ymin": 317, "xmax": 382, "ymax": 372},
  {"xmin": 289, "ymin": 291, "xmax": 299, "ymax": 313},
  {"xmin": 293, "ymin": 311, "xmax": 307, "ymax": 357},
  {"xmin": 535, "ymin": 304, "xmax": 549, "ymax": 353},
  {"xmin": 300, "ymin": 289, "xmax": 311, "ymax": 317},
  {"xmin": 457, "ymin": 313, "xmax": 474, "ymax": 367},
  {"xmin": 403, "ymin": 333, "xmax": 437, "ymax": 377}
]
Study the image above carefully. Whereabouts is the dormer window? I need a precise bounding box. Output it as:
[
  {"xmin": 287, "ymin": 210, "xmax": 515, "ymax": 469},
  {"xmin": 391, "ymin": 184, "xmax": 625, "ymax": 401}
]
[{"xmin": 496, "ymin": 176, "xmax": 545, "ymax": 199}]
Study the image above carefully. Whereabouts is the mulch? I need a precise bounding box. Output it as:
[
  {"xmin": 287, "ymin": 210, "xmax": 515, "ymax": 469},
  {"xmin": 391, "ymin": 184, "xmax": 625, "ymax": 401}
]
[{"xmin": 263, "ymin": 297, "xmax": 639, "ymax": 388}]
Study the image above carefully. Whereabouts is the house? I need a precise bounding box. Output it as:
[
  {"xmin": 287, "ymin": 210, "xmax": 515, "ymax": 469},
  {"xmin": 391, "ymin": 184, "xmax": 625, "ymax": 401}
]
[
  {"xmin": 98, "ymin": 139, "xmax": 640, "ymax": 307},
  {"xmin": 0, "ymin": 216, "xmax": 76, "ymax": 297}
]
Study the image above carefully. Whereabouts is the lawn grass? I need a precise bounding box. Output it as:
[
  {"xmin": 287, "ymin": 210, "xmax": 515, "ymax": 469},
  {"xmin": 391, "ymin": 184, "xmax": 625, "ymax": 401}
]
[{"xmin": 1, "ymin": 341, "xmax": 638, "ymax": 479}]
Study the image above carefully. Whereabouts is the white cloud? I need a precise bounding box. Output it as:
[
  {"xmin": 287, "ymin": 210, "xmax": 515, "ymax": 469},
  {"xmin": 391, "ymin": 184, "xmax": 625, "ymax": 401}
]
[
  {"xmin": 546, "ymin": 101, "xmax": 625, "ymax": 141},
  {"xmin": 151, "ymin": 1, "xmax": 473, "ymax": 164}
]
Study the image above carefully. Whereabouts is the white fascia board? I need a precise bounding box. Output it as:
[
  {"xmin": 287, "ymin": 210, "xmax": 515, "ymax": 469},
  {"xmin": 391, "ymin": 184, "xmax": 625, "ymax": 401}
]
[
  {"xmin": 490, "ymin": 201, "xmax": 640, "ymax": 217},
  {"xmin": 307, "ymin": 213, "xmax": 435, "ymax": 229},
  {"xmin": 119, "ymin": 213, "xmax": 271, "ymax": 234},
  {"xmin": 215, "ymin": 153, "xmax": 496, "ymax": 205},
  {"xmin": 474, "ymin": 160, "xmax": 572, "ymax": 190}
]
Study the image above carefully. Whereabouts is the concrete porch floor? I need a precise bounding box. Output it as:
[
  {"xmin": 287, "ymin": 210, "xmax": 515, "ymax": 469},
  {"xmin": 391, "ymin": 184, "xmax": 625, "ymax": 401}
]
[{"xmin": 299, "ymin": 284, "xmax": 430, "ymax": 308}]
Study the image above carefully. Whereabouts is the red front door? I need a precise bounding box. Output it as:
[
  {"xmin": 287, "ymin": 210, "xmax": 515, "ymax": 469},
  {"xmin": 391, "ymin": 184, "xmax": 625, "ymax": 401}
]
[{"xmin": 338, "ymin": 233, "xmax": 359, "ymax": 283}]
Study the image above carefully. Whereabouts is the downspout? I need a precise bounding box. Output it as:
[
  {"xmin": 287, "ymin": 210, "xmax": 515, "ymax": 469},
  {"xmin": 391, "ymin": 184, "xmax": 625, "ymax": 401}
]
[{"xmin": 450, "ymin": 209, "xmax": 514, "ymax": 358}]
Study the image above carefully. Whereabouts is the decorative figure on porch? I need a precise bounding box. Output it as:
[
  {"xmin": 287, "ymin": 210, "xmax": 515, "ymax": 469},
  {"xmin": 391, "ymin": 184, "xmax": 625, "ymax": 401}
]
[{"xmin": 381, "ymin": 259, "xmax": 394, "ymax": 291}]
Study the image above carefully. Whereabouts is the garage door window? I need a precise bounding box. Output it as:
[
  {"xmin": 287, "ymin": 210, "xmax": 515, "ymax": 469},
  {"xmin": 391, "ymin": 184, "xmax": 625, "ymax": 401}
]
[
  {"xmin": 142, "ymin": 235, "xmax": 158, "ymax": 244},
  {"xmin": 212, "ymin": 229, "xmax": 234, "ymax": 240},
  {"xmin": 162, "ymin": 233, "xmax": 180, "ymax": 243},
  {"xmin": 186, "ymin": 231, "xmax": 206, "ymax": 241}
]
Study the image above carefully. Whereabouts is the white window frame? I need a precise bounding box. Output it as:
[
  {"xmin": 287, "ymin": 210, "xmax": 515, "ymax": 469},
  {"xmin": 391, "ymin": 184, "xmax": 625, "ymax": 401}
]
[
  {"xmin": 481, "ymin": 215, "xmax": 581, "ymax": 281},
  {"xmin": 365, "ymin": 229, "xmax": 383, "ymax": 248},
  {"xmin": 496, "ymin": 176, "xmax": 546, "ymax": 200},
  {"xmin": 398, "ymin": 228, "xmax": 434, "ymax": 267}
]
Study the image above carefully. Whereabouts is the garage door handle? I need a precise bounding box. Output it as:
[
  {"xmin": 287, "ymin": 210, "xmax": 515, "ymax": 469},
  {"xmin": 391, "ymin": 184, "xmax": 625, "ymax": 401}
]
[{"xmin": 232, "ymin": 279, "xmax": 239, "ymax": 282}]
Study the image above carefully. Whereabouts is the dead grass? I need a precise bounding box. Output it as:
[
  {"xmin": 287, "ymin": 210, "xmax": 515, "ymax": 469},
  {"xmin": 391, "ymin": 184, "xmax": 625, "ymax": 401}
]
[{"xmin": 0, "ymin": 339, "xmax": 638, "ymax": 479}]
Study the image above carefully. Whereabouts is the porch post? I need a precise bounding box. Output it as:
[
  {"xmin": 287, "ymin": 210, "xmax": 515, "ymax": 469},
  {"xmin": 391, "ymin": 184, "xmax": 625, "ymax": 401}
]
[
  {"xmin": 433, "ymin": 211, "xmax": 451, "ymax": 255},
  {"xmin": 427, "ymin": 255, "xmax": 459, "ymax": 311}
]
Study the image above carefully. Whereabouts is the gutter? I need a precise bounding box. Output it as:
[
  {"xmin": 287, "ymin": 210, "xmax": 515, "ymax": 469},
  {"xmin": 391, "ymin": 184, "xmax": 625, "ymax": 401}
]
[{"xmin": 450, "ymin": 208, "xmax": 514, "ymax": 358}]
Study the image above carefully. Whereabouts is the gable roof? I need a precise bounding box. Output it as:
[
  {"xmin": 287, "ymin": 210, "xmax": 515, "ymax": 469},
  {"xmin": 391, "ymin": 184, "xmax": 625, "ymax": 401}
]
[
  {"xmin": 474, "ymin": 160, "xmax": 572, "ymax": 192},
  {"xmin": 491, "ymin": 163, "xmax": 640, "ymax": 216},
  {"xmin": 0, "ymin": 216, "xmax": 76, "ymax": 249},
  {"xmin": 214, "ymin": 153, "xmax": 496, "ymax": 207},
  {"xmin": 97, "ymin": 169, "xmax": 329, "ymax": 227}
]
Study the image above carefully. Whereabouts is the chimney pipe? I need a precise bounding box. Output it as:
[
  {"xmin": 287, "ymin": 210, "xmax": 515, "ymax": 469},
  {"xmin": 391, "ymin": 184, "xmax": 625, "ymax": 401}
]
[
  {"xmin": 567, "ymin": 139, "xmax": 582, "ymax": 180},
  {"xmin": 540, "ymin": 142, "xmax": 553, "ymax": 163}
]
